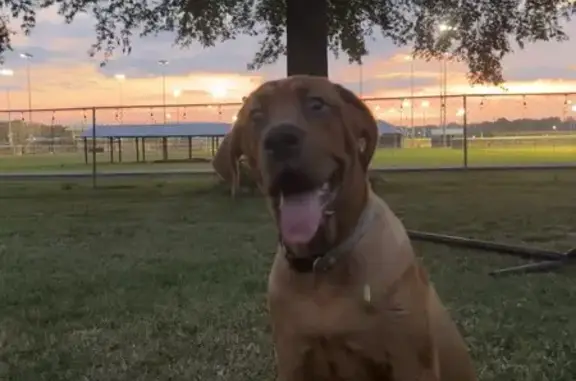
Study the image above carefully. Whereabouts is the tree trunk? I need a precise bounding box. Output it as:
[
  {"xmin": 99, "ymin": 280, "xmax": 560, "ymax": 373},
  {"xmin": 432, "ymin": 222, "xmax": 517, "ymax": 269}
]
[{"xmin": 286, "ymin": 0, "xmax": 328, "ymax": 77}]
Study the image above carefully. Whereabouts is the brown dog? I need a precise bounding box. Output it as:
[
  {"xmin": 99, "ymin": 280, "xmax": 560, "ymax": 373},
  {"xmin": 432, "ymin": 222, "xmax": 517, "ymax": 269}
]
[{"xmin": 228, "ymin": 75, "xmax": 477, "ymax": 380}]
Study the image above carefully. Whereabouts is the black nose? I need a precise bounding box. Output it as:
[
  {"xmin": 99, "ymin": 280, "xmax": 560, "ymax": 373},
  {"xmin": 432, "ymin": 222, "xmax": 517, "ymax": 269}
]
[{"xmin": 263, "ymin": 124, "xmax": 304, "ymax": 160}]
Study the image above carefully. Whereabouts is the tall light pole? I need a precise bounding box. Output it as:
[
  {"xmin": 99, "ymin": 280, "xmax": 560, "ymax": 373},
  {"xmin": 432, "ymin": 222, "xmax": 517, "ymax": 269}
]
[
  {"xmin": 114, "ymin": 74, "xmax": 126, "ymax": 124},
  {"xmin": 158, "ymin": 60, "xmax": 169, "ymax": 125},
  {"xmin": 438, "ymin": 24, "xmax": 454, "ymax": 147},
  {"xmin": 20, "ymin": 52, "xmax": 33, "ymax": 123},
  {"xmin": 1, "ymin": 68, "xmax": 14, "ymax": 150},
  {"xmin": 404, "ymin": 55, "xmax": 415, "ymax": 133},
  {"xmin": 401, "ymin": 99, "xmax": 410, "ymax": 136},
  {"xmin": 421, "ymin": 100, "xmax": 430, "ymax": 133},
  {"xmin": 173, "ymin": 88, "xmax": 182, "ymax": 123},
  {"xmin": 440, "ymin": 56, "xmax": 447, "ymax": 145}
]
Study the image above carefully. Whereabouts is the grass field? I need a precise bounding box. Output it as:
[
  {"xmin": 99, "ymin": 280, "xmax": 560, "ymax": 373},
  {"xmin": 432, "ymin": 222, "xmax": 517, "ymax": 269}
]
[
  {"xmin": 1, "ymin": 170, "xmax": 576, "ymax": 380},
  {"xmin": 0, "ymin": 145, "xmax": 575, "ymax": 173}
]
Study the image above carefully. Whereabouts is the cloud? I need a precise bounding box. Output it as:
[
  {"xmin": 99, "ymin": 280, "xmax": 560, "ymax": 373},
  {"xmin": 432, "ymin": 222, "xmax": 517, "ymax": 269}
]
[{"xmin": 504, "ymin": 66, "xmax": 576, "ymax": 82}]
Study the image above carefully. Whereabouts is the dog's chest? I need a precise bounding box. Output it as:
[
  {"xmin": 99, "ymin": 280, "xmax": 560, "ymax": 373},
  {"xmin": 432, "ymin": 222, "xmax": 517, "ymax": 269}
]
[
  {"xmin": 293, "ymin": 289, "xmax": 371, "ymax": 335},
  {"xmin": 301, "ymin": 333, "xmax": 394, "ymax": 381},
  {"xmin": 282, "ymin": 293, "xmax": 395, "ymax": 380}
]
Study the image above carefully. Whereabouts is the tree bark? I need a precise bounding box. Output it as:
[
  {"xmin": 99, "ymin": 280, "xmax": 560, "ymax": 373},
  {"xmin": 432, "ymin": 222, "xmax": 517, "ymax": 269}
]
[{"xmin": 286, "ymin": 0, "xmax": 328, "ymax": 77}]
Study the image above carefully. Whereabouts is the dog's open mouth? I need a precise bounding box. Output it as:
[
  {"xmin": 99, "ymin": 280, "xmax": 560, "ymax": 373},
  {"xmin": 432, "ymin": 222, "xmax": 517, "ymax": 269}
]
[{"xmin": 270, "ymin": 167, "xmax": 340, "ymax": 246}]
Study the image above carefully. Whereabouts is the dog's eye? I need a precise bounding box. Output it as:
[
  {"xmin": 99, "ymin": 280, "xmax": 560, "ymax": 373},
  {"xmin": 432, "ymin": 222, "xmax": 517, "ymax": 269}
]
[
  {"xmin": 306, "ymin": 97, "xmax": 327, "ymax": 112},
  {"xmin": 249, "ymin": 109, "xmax": 265, "ymax": 120}
]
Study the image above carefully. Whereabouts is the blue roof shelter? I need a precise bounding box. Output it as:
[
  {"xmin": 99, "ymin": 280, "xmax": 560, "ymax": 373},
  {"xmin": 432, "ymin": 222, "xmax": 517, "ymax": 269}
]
[
  {"xmin": 376, "ymin": 120, "xmax": 402, "ymax": 135},
  {"xmin": 375, "ymin": 120, "xmax": 403, "ymax": 148},
  {"xmin": 80, "ymin": 122, "xmax": 231, "ymax": 165},
  {"xmin": 80, "ymin": 122, "xmax": 231, "ymax": 139},
  {"xmin": 79, "ymin": 120, "xmax": 401, "ymax": 165}
]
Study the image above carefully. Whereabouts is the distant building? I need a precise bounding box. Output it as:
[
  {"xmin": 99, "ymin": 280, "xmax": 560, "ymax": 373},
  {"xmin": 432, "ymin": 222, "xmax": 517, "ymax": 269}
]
[
  {"xmin": 430, "ymin": 127, "xmax": 463, "ymax": 148},
  {"xmin": 376, "ymin": 120, "xmax": 403, "ymax": 148}
]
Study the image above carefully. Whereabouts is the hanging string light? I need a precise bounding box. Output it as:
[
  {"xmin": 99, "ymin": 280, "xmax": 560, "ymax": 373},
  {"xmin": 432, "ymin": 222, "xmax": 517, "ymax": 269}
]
[
  {"xmin": 149, "ymin": 108, "xmax": 155, "ymax": 124},
  {"xmin": 521, "ymin": 95, "xmax": 527, "ymax": 119}
]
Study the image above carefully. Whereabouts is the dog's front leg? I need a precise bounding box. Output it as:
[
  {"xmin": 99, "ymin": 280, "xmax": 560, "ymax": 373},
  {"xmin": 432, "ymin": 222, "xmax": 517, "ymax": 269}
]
[{"xmin": 271, "ymin": 332, "xmax": 309, "ymax": 381}]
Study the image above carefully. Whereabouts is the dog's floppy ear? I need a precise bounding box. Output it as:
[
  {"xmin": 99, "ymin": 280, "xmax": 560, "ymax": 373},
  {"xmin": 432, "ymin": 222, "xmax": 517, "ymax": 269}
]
[
  {"xmin": 334, "ymin": 84, "xmax": 378, "ymax": 170},
  {"xmin": 212, "ymin": 131, "xmax": 243, "ymax": 198}
]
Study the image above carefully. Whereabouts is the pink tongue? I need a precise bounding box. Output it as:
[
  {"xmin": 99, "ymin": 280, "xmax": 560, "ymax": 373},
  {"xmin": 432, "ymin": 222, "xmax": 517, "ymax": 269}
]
[{"xmin": 279, "ymin": 189, "xmax": 323, "ymax": 245}]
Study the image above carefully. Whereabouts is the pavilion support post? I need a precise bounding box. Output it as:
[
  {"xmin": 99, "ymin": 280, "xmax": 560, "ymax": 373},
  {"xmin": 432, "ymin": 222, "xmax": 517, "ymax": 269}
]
[
  {"xmin": 188, "ymin": 137, "xmax": 192, "ymax": 160},
  {"xmin": 162, "ymin": 137, "xmax": 168, "ymax": 161},
  {"xmin": 109, "ymin": 137, "xmax": 114, "ymax": 163},
  {"xmin": 118, "ymin": 138, "xmax": 123, "ymax": 163},
  {"xmin": 83, "ymin": 137, "xmax": 88, "ymax": 164}
]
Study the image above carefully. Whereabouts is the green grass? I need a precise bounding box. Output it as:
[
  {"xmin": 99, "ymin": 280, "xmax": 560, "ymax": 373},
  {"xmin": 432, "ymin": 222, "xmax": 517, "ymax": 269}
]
[
  {"xmin": 1, "ymin": 145, "xmax": 575, "ymax": 173},
  {"xmin": 1, "ymin": 170, "xmax": 576, "ymax": 380}
]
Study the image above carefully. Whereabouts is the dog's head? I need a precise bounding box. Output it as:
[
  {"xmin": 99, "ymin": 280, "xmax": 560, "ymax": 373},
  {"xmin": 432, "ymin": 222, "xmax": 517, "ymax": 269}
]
[{"xmin": 229, "ymin": 75, "xmax": 378, "ymax": 247}]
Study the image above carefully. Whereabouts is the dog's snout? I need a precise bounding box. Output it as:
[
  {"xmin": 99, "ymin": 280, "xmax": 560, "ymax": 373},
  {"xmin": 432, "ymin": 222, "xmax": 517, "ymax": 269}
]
[{"xmin": 263, "ymin": 124, "xmax": 304, "ymax": 160}]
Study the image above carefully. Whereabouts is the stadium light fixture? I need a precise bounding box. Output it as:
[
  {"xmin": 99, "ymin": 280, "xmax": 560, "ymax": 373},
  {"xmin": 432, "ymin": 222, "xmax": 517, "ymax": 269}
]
[
  {"xmin": 404, "ymin": 55, "xmax": 416, "ymax": 130},
  {"xmin": 20, "ymin": 52, "xmax": 33, "ymax": 122},
  {"xmin": 157, "ymin": 60, "xmax": 169, "ymax": 124},
  {"xmin": 209, "ymin": 83, "xmax": 228, "ymax": 99}
]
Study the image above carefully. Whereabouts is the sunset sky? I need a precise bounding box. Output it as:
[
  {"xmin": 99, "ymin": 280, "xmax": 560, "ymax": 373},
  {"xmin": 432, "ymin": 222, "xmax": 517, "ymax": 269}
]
[{"xmin": 0, "ymin": 6, "xmax": 575, "ymax": 126}]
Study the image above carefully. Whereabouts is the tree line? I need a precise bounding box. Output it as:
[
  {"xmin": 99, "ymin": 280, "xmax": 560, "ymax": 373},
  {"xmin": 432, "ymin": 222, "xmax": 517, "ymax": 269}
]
[
  {"xmin": 408, "ymin": 116, "xmax": 576, "ymax": 137},
  {"xmin": 1, "ymin": 115, "xmax": 574, "ymax": 146},
  {"xmin": 0, "ymin": 121, "xmax": 72, "ymax": 145}
]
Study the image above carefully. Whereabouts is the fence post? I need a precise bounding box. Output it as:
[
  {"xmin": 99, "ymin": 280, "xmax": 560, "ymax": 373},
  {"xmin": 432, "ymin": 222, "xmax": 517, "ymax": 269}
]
[
  {"xmin": 462, "ymin": 95, "xmax": 468, "ymax": 168},
  {"xmin": 91, "ymin": 107, "xmax": 97, "ymax": 189}
]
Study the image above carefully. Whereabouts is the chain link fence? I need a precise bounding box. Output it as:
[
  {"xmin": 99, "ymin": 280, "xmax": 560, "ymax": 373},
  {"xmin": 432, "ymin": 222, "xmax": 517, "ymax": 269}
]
[{"xmin": 0, "ymin": 92, "xmax": 574, "ymax": 186}]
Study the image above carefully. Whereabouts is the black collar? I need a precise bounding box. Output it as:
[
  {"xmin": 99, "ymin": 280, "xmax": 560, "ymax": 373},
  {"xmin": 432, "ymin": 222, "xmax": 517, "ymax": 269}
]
[
  {"xmin": 283, "ymin": 247, "xmax": 325, "ymax": 273},
  {"xmin": 285, "ymin": 255, "xmax": 319, "ymax": 273}
]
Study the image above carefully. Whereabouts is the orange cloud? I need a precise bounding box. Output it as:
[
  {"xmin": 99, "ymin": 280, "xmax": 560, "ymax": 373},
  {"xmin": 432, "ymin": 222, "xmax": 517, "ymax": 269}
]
[
  {"xmin": 0, "ymin": 63, "xmax": 264, "ymax": 126},
  {"xmin": 329, "ymin": 52, "xmax": 576, "ymax": 126},
  {"xmin": 1, "ymin": 36, "xmax": 575, "ymax": 129}
]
